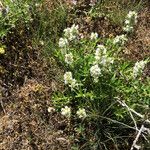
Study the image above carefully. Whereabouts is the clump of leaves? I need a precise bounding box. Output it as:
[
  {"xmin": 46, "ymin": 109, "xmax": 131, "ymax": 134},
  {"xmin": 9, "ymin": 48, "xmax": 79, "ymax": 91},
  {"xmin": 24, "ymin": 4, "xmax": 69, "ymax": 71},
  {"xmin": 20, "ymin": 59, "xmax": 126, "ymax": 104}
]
[{"xmin": 52, "ymin": 18, "xmax": 149, "ymax": 149}]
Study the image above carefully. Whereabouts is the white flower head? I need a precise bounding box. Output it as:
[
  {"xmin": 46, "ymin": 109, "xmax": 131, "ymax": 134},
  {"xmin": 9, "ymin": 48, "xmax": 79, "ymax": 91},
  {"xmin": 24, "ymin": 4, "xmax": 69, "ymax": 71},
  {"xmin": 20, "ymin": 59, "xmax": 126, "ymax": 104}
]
[
  {"xmin": 113, "ymin": 34, "xmax": 128, "ymax": 45},
  {"xmin": 64, "ymin": 28, "xmax": 71, "ymax": 37},
  {"xmin": 127, "ymin": 11, "xmax": 137, "ymax": 19},
  {"xmin": 125, "ymin": 19, "xmax": 130, "ymax": 25},
  {"xmin": 90, "ymin": 32, "xmax": 98, "ymax": 40},
  {"xmin": 123, "ymin": 25, "xmax": 133, "ymax": 32},
  {"xmin": 64, "ymin": 72, "xmax": 78, "ymax": 89},
  {"xmin": 64, "ymin": 72, "xmax": 73, "ymax": 84},
  {"xmin": 77, "ymin": 108, "xmax": 87, "ymax": 118},
  {"xmin": 64, "ymin": 24, "xmax": 79, "ymax": 41},
  {"xmin": 59, "ymin": 38, "xmax": 68, "ymax": 48},
  {"xmin": 65, "ymin": 53, "xmax": 73, "ymax": 64},
  {"xmin": 95, "ymin": 44, "xmax": 107, "ymax": 62},
  {"xmin": 48, "ymin": 107, "xmax": 55, "ymax": 113},
  {"xmin": 61, "ymin": 106, "xmax": 71, "ymax": 118},
  {"xmin": 71, "ymin": 24, "xmax": 79, "ymax": 34},
  {"xmin": 90, "ymin": 64, "xmax": 101, "ymax": 82},
  {"xmin": 133, "ymin": 60, "xmax": 146, "ymax": 78},
  {"xmin": 69, "ymin": 78, "xmax": 77, "ymax": 89},
  {"xmin": 97, "ymin": 44, "xmax": 107, "ymax": 54},
  {"xmin": 123, "ymin": 11, "xmax": 138, "ymax": 32}
]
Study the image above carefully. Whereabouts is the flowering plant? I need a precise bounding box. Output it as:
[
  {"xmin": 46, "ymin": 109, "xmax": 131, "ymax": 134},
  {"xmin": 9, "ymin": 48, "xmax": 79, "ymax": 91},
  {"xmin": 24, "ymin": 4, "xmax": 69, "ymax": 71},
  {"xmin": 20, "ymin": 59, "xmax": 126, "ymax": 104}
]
[
  {"xmin": 53, "ymin": 22, "xmax": 149, "ymax": 109},
  {"xmin": 52, "ymin": 22, "xmax": 149, "ymax": 148},
  {"xmin": 123, "ymin": 11, "xmax": 138, "ymax": 32}
]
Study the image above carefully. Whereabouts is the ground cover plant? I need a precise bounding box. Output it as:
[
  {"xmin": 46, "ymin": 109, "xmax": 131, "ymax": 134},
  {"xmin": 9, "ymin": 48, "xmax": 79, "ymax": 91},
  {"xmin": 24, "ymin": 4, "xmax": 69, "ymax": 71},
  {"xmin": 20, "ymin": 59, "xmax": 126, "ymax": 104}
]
[
  {"xmin": 53, "ymin": 11, "xmax": 150, "ymax": 149},
  {"xmin": 0, "ymin": 0, "xmax": 150, "ymax": 149}
]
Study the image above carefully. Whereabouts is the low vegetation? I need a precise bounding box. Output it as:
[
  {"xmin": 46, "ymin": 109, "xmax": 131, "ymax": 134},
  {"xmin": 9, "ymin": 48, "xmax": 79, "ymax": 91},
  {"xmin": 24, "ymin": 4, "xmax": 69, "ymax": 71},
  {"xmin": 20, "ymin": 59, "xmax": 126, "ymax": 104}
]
[{"xmin": 0, "ymin": 0, "xmax": 149, "ymax": 149}]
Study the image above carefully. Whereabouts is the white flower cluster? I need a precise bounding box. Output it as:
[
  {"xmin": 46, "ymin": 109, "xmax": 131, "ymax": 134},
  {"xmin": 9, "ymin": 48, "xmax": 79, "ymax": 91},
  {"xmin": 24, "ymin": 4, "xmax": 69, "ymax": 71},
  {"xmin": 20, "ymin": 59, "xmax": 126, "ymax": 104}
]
[
  {"xmin": 64, "ymin": 24, "xmax": 79, "ymax": 41},
  {"xmin": 113, "ymin": 34, "xmax": 128, "ymax": 45},
  {"xmin": 90, "ymin": 32, "xmax": 98, "ymax": 40},
  {"xmin": 127, "ymin": 11, "xmax": 137, "ymax": 22},
  {"xmin": 65, "ymin": 53, "xmax": 73, "ymax": 64},
  {"xmin": 100, "ymin": 56, "xmax": 114, "ymax": 66},
  {"xmin": 59, "ymin": 24, "xmax": 79, "ymax": 63},
  {"xmin": 95, "ymin": 44, "xmax": 113, "ymax": 67},
  {"xmin": 47, "ymin": 107, "xmax": 55, "ymax": 113},
  {"xmin": 76, "ymin": 108, "xmax": 87, "ymax": 119},
  {"xmin": 61, "ymin": 106, "xmax": 71, "ymax": 118},
  {"xmin": 90, "ymin": 64, "xmax": 101, "ymax": 82},
  {"xmin": 64, "ymin": 72, "xmax": 77, "ymax": 89},
  {"xmin": 123, "ymin": 11, "xmax": 138, "ymax": 32},
  {"xmin": 59, "ymin": 38, "xmax": 68, "ymax": 48},
  {"xmin": 95, "ymin": 44, "xmax": 107, "ymax": 62},
  {"xmin": 61, "ymin": 106, "xmax": 87, "ymax": 119},
  {"xmin": 133, "ymin": 60, "xmax": 146, "ymax": 78},
  {"xmin": 90, "ymin": 44, "xmax": 114, "ymax": 82}
]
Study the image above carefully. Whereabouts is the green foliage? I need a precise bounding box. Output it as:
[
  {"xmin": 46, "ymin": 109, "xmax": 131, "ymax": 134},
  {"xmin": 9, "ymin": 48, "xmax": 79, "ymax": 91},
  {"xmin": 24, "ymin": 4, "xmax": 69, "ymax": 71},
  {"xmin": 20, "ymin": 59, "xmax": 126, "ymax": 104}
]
[
  {"xmin": 0, "ymin": 0, "xmax": 32, "ymax": 37},
  {"xmin": 52, "ymin": 22, "xmax": 149, "ymax": 148}
]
